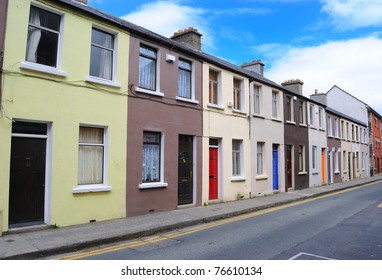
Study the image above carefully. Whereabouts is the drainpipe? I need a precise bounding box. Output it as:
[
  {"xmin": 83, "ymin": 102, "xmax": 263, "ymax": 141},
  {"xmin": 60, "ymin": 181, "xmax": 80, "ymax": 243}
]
[{"xmin": 248, "ymin": 78, "xmax": 254, "ymax": 140}]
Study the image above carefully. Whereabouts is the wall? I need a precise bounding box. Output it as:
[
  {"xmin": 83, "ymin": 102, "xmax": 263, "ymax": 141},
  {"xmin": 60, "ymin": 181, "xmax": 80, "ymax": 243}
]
[
  {"xmin": 251, "ymin": 83, "xmax": 285, "ymax": 195},
  {"xmin": 0, "ymin": 0, "xmax": 129, "ymax": 232},
  {"xmin": 202, "ymin": 63, "xmax": 251, "ymax": 203},
  {"xmin": 126, "ymin": 36, "xmax": 203, "ymax": 216}
]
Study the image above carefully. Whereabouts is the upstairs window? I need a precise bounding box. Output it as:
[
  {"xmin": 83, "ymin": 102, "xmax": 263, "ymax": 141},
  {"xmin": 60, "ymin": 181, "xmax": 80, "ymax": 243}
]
[
  {"xmin": 233, "ymin": 78, "xmax": 243, "ymax": 111},
  {"xmin": 90, "ymin": 28, "xmax": 115, "ymax": 80},
  {"xmin": 286, "ymin": 96, "xmax": 292, "ymax": 121},
  {"xmin": 309, "ymin": 104, "xmax": 315, "ymax": 126},
  {"xmin": 26, "ymin": 5, "xmax": 61, "ymax": 68},
  {"xmin": 272, "ymin": 91, "xmax": 279, "ymax": 118},
  {"xmin": 178, "ymin": 59, "xmax": 192, "ymax": 99},
  {"xmin": 139, "ymin": 45, "xmax": 157, "ymax": 91},
  {"xmin": 209, "ymin": 69, "xmax": 220, "ymax": 105},
  {"xmin": 253, "ymin": 85, "xmax": 261, "ymax": 115}
]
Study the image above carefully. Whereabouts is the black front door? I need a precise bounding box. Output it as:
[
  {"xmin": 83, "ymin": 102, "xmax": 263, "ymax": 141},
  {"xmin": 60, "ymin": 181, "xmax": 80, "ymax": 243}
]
[
  {"xmin": 178, "ymin": 135, "xmax": 193, "ymax": 205},
  {"xmin": 9, "ymin": 137, "xmax": 46, "ymax": 225}
]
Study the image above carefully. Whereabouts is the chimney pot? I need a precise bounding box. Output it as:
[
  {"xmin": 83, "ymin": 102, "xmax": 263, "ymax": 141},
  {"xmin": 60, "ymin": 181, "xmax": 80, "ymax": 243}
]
[
  {"xmin": 282, "ymin": 79, "xmax": 304, "ymax": 95},
  {"xmin": 171, "ymin": 27, "xmax": 202, "ymax": 51},
  {"xmin": 241, "ymin": 59, "xmax": 264, "ymax": 76}
]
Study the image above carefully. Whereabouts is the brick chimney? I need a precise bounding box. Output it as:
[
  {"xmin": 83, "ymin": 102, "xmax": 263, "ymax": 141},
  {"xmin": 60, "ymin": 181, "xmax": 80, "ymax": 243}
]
[
  {"xmin": 241, "ymin": 59, "xmax": 264, "ymax": 76},
  {"xmin": 310, "ymin": 90, "xmax": 327, "ymax": 105},
  {"xmin": 282, "ymin": 79, "xmax": 304, "ymax": 95},
  {"xmin": 171, "ymin": 27, "xmax": 202, "ymax": 51}
]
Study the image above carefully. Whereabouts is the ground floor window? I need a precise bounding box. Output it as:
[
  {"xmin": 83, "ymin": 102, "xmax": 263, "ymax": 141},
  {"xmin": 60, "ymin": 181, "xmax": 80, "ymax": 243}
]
[
  {"xmin": 232, "ymin": 139, "xmax": 243, "ymax": 176},
  {"xmin": 142, "ymin": 131, "xmax": 161, "ymax": 183},
  {"xmin": 78, "ymin": 126, "xmax": 105, "ymax": 185}
]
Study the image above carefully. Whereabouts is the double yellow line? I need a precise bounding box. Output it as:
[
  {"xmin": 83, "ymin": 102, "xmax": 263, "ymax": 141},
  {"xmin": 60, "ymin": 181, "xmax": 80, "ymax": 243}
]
[{"xmin": 56, "ymin": 182, "xmax": 380, "ymax": 260}]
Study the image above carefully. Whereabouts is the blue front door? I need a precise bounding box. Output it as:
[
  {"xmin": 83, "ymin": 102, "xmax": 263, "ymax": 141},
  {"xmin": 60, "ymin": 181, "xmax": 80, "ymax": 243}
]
[{"xmin": 272, "ymin": 149, "xmax": 279, "ymax": 190}]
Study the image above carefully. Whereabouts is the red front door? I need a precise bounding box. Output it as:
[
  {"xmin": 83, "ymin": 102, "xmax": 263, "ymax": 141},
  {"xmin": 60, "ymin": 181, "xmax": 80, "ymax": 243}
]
[{"xmin": 209, "ymin": 147, "xmax": 218, "ymax": 200}]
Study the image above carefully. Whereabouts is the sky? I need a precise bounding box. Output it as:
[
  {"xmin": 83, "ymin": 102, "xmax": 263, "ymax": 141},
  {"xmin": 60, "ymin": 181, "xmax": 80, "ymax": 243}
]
[{"xmin": 88, "ymin": 0, "xmax": 382, "ymax": 113}]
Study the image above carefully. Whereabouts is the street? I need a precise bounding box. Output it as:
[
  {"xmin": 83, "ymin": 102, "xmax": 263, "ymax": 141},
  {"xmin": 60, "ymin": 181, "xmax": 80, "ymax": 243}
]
[{"xmin": 55, "ymin": 182, "xmax": 382, "ymax": 260}]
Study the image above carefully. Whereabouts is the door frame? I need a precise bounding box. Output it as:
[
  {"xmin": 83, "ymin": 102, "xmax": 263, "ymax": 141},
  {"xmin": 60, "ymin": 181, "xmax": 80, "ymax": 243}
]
[
  {"xmin": 272, "ymin": 144, "xmax": 279, "ymax": 191},
  {"xmin": 208, "ymin": 138, "xmax": 221, "ymax": 201},
  {"xmin": 10, "ymin": 120, "xmax": 52, "ymax": 226}
]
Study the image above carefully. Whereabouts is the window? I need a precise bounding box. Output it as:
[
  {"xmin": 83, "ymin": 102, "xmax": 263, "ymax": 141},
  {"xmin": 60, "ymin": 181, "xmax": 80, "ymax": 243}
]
[
  {"xmin": 233, "ymin": 78, "xmax": 243, "ymax": 111},
  {"xmin": 351, "ymin": 124, "xmax": 355, "ymax": 141},
  {"xmin": 309, "ymin": 104, "xmax": 315, "ymax": 126},
  {"xmin": 139, "ymin": 45, "xmax": 157, "ymax": 91},
  {"xmin": 341, "ymin": 120, "xmax": 345, "ymax": 139},
  {"xmin": 343, "ymin": 151, "xmax": 347, "ymax": 171},
  {"xmin": 209, "ymin": 69, "xmax": 220, "ymax": 105},
  {"xmin": 78, "ymin": 127, "xmax": 105, "ymax": 185},
  {"xmin": 335, "ymin": 150, "xmax": 340, "ymax": 173},
  {"xmin": 232, "ymin": 140, "xmax": 243, "ymax": 177},
  {"xmin": 299, "ymin": 100, "xmax": 306, "ymax": 124},
  {"xmin": 286, "ymin": 96, "xmax": 292, "ymax": 121},
  {"xmin": 25, "ymin": 5, "xmax": 61, "ymax": 68},
  {"xmin": 346, "ymin": 123, "xmax": 349, "ymax": 140},
  {"xmin": 257, "ymin": 142, "xmax": 264, "ymax": 175},
  {"xmin": 298, "ymin": 145, "xmax": 305, "ymax": 172},
  {"xmin": 318, "ymin": 107, "xmax": 323, "ymax": 128},
  {"xmin": 254, "ymin": 85, "xmax": 261, "ymax": 115},
  {"xmin": 142, "ymin": 132, "xmax": 161, "ymax": 183},
  {"xmin": 328, "ymin": 115, "xmax": 333, "ymax": 136},
  {"xmin": 272, "ymin": 91, "xmax": 278, "ymax": 118},
  {"xmin": 312, "ymin": 146, "xmax": 317, "ymax": 170},
  {"xmin": 334, "ymin": 118, "xmax": 339, "ymax": 138},
  {"xmin": 90, "ymin": 28, "xmax": 115, "ymax": 80},
  {"xmin": 178, "ymin": 58, "xmax": 192, "ymax": 99}
]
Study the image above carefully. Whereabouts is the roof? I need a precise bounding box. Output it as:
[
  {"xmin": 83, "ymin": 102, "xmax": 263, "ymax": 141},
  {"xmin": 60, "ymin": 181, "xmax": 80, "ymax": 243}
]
[
  {"xmin": 56, "ymin": 0, "xmax": 289, "ymax": 92},
  {"xmin": 326, "ymin": 106, "xmax": 367, "ymax": 127}
]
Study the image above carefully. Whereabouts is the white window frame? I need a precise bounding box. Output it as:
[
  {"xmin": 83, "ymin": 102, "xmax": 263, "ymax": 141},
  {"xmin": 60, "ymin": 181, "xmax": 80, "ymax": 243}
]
[
  {"xmin": 86, "ymin": 25, "xmax": 121, "ymax": 88},
  {"xmin": 335, "ymin": 149, "xmax": 340, "ymax": 173},
  {"xmin": 253, "ymin": 84, "xmax": 262, "ymax": 116},
  {"xmin": 73, "ymin": 125, "xmax": 111, "ymax": 194},
  {"xmin": 21, "ymin": 3, "xmax": 67, "ymax": 77},
  {"xmin": 176, "ymin": 58, "xmax": 198, "ymax": 104},
  {"xmin": 233, "ymin": 78, "xmax": 244, "ymax": 112},
  {"xmin": 232, "ymin": 139, "xmax": 244, "ymax": 180},
  {"xmin": 208, "ymin": 68, "xmax": 222, "ymax": 108},
  {"xmin": 318, "ymin": 107, "xmax": 323, "ymax": 129},
  {"xmin": 309, "ymin": 104, "xmax": 315, "ymax": 126},
  {"xmin": 328, "ymin": 115, "xmax": 333, "ymax": 136},
  {"xmin": 312, "ymin": 146, "xmax": 317, "ymax": 171},
  {"xmin": 272, "ymin": 91, "xmax": 279, "ymax": 119},
  {"xmin": 334, "ymin": 118, "xmax": 339, "ymax": 138},
  {"xmin": 257, "ymin": 142, "xmax": 264, "ymax": 175},
  {"xmin": 139, "ymin": 131, "xmax": 168, "ymax": 189}
]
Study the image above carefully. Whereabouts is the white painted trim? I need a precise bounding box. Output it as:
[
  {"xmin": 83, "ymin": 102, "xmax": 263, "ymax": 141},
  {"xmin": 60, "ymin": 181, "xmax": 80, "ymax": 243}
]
[
  {"xmin": 135, "ymin": 87, "xmax": 165, "ymax": 97},
  {"xmin": 176, "ymin": 96, "xmax": 199, "ymax": 104},
  {"xmin": 72, "ymin": 185, "xmax": 112, "ymax": 194},
  {"xmin": 11, "ymin": 133, "xmax": 48, "ymax": 139},
  {"xmin": 20, "ymin": 62, "xmax": 67, "ymax": 77},
  {"xmin": 85, "ymin": 76, "xmax": 121, "ymax": 88},
  {"xmin": 138, "ymin": 182, "xmax": 168, "ymax": 189}
]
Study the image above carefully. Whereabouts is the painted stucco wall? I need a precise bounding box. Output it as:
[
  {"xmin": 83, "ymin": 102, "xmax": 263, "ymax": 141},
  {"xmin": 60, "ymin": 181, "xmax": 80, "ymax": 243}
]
[
  {"xmin": 251, "ymin": 84, "xmax": 285, "ymax": 195},
  {"xmin": 202, "ymin": 63, "xmax": 251, "ymax": 203},
  {"xmin": 307, "ymin": 102, "xmax": 327, "ymax": 187},
  {"xmin": 0, "ymin": 0, "xmax": 129, "ymax": 232},
  {"xmin": 126, "ymin": 36, "xmax": 203, "ymax": 216}
]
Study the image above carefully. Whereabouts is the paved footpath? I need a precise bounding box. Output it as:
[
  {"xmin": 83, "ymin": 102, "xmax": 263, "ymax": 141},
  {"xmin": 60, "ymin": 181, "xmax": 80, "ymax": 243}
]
[{"xmin": 1, "ymin": 175, "xmax": 382, "ymax": 260}]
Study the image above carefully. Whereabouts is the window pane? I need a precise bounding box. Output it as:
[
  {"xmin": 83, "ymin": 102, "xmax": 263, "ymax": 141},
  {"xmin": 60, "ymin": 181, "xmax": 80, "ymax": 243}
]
[
  {"xmin": 179, "ymin": 68, "xmax": 191, "ymax": 98},
  {"xmin": 79, "ymin": 127, "xmax": 104, "ymax": 144},
  {"xmin": 142, "ymin": 132, "xmax": 161, "ymax": 182},
  {"xmin": 209, "ymin": 70, "xmax": 218, "ymax": 104},
  {"xmin": 30, "ymin": 6, "xmax": 60, "ymax": 31},
  {"xmin": 78, "ymin": 145, "xmax": 104, "ymax": 185},
  {"xmin": 140, "ymin": 46, "xmax": 157, "ymax": 59},
  {"xmin": 90, "ymin": 45, "xmax": 113, "ymax": 80},
  {"xmin": 92, "ymin": 28, "xmax": 114, "ymax": 49},
  {"xmin": 139, "ymin": 56, "xmax": 156, "ymax": 90}
]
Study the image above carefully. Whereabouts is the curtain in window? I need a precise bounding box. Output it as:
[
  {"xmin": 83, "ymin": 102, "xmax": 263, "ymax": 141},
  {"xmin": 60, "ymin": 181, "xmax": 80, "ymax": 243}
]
[
  {"xmin": 26, "ymin": 8, "xmax": 41, "ymax": 63},
  {"xmin": 78, "ymin": 127, "xmax": 104, "ymax": 185},
  {"xmin": 257, "ymin": 143, "xmax": 263, "ymax": 175},
  {"xmin": 142, "ymin": 132, "xmax": 160, "ymax": 182},
  {"xmin": 90, "ymin": 29, "xmax": 113, "ymax": 80},
  {"xmin": 178, "ymin": 60, "xmax": 191, "ymax": 98},
  {"xmin": 209, "ymin": 70, "xmax": 218, "ymax": 104},
  {"xmin": 139, "ymin": 47, "xmax": 156, "ymax": 90}
]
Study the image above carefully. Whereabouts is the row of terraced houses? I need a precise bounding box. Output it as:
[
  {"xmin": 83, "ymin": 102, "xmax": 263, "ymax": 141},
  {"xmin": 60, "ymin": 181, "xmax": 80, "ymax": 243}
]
[{"xmin": 1, "ymin": 0, "xmax": 382, "ymax": 234}]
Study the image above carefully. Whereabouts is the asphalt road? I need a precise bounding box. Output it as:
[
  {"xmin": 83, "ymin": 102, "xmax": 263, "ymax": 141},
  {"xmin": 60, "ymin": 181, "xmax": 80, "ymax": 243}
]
[{"xmin": 60, "ymin": 182, "xmax": 382, "ymax": 260}]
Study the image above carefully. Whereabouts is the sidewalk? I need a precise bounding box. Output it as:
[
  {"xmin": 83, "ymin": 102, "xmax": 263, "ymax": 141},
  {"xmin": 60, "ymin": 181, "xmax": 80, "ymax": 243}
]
[{"xmin": 1, "ymin": 175, "xmax": 382, "ymax": 260}]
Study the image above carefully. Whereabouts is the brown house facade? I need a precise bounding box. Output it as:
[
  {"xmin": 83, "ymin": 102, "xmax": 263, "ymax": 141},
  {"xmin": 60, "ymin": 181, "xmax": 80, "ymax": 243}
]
[
  {"xmin": 126, "ymin": 35, "xmax": 203, "ymax": 216},
  {"xmin": 282, "ymin": 80, "xmax": 309, "ymax": 191},
  {"xmin": 368, "ymin": 107, "xmax": 382, "ymax": 176}
]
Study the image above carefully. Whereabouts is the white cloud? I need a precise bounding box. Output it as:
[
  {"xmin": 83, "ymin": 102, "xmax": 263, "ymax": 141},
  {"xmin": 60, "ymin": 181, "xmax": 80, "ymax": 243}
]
[
  {"xmin": 321, "ymin": 0, "xmax": 382, "ymax": 30},
  {"xmin": 121, "ymin": 1, "xmax": 215, "ymax": 51},
  {"xmin": 265, "ymin": 36, "xmax": 382, "ymax": 112}
]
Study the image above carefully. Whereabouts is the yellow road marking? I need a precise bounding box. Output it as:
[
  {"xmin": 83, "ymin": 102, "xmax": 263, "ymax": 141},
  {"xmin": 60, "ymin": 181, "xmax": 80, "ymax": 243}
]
[{"xmin": 55, "ymin": 182, "xmax": 379, "ymax": 260}]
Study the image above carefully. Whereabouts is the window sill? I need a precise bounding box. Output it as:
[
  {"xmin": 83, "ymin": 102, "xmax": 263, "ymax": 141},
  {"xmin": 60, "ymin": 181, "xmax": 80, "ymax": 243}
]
[
  {"xmin": 312, "ymin": 171, "xmax": 319, "ymax": 175},
  {"xmin": 231, "ymin": 176, "xmax": 246, "ymax": 182},
  {"xmin": 207, "ymin": 103, "xmax": 225, "ymax": 110},
  {"xmin": 286, "ymin": 120, "xmax": 296, "ymax": 125},
  {"xmin": 272, "ymin": 118, "xmax": 282, "ymax": 123},
  {"xmin": 20, "ymin": 61, "xmax": 67, "ymax": 77},
  {"xmin": 135, "ymin": 87, "xmax": 165, "ymax": 97},
  {"xmin": 299, "ymin": 123, "xmax": 308, "ymax": 127},
  {"xmin": 232, "ymin": 109, "xmax": 246, "ymax": 115},
  {"xmin": 86, "ymin": 76, "xmax": 121, "ymax": 88},
  {"xmin": 335, "ymin": 171, "xmax": 340, "ymax": 174},
  {"xmin": 72, "ymin": 185, "xmax": 112, "ymax": 194},
  {"xmin": 139, "ymin": 182, "xmax": 168, "ymax": 189},
  {"xmin": 176, "ymin": 96, "xmax": 199, "ymax": 104},
  {"xmin": 256, "ymin": 175, "xmax": 268, "ymax": 180},
  {"xmin": 252, "ymin": 114, "xmax": 265, "ymax": 119},
  {"xmin": 298, "ymin": 171, "xmax": 308, "ymax": 175}
]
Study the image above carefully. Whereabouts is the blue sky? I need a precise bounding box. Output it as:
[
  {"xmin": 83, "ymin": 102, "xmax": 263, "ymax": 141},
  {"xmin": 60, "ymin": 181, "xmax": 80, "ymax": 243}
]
[{"xmin": 88, "ymin": 0, "xmax": 382, "ymax": 112}]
